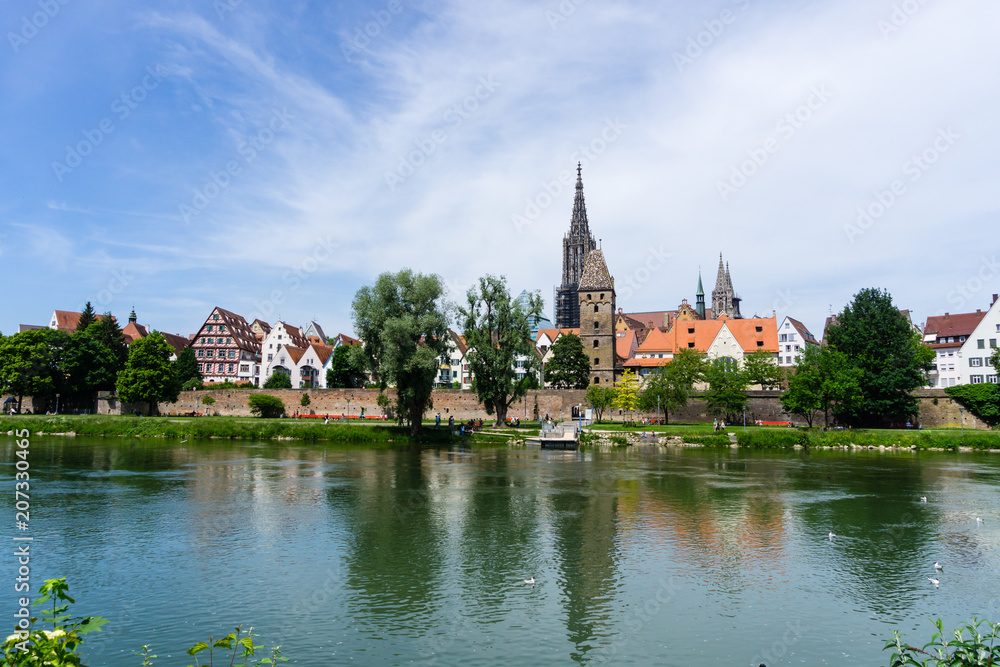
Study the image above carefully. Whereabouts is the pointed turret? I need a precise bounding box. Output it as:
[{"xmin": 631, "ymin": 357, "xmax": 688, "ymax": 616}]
[
  {"xmin": 578, "ymin": 249, "xmax": 614, "ymax": 291},
  {"xmin": 128, "ymin": 307, "xmax": 137, "ymax": 324},
  {"xmin": 555, "ymin": 163, "xmax": 598, "ymax": 329},
  {"xmin": 695, "ymin": 272, "xmax": 706, "ymax": 319}
]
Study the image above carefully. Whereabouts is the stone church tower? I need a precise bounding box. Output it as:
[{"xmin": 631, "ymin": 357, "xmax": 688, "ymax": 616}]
[
  {"xmin": 578, "ymin": 249, "xmax": 616, "ymax": 386},
  {"xmin": 711, "ymin": 253, "xmax": 742, "ymax": 319},
  {"xmin": 555, "ymin": 164, "xmax": 597, "ymax": 329}
]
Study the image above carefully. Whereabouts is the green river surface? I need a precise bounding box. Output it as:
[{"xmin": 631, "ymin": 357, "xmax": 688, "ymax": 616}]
[{"xmin": 3, "ymin": 436, "xmax": 1000, "ymax": 666}]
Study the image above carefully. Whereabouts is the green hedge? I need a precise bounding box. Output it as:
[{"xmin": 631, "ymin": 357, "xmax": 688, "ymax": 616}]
[{"xmin": 737, "ymin": 429, "xmax": 810, "ymax": 449}]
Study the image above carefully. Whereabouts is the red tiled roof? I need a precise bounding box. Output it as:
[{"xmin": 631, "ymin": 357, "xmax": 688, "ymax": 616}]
[
  {"xmin": 51, "ymin": 310, "xmax": 111, "ymax": 332},
  {"xmin": 536, "ymin": 328, "xmax": 580, "ymax": 344},
  {"xmin": 121, "ymin": 321, "xmax": 149, "ymax": 344},
  {"xmin": 923, "ymin": 311, "xmax": 987, "ymax": 339},
  {"xmin": 161, "ymin": 332, "xmax": 190, "ymax": 356},
  {"xmin": 615, "ymin": 330, "xmax": 637, "ymax": 360}
]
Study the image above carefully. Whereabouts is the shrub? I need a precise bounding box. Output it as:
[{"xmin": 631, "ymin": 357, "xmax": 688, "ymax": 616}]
[
  {"xmin": 682, "ymin": 434, "xmax": 732, "ymax": 447},
  {"xmin": 262, "ymin": 373, "xmax": 292, "ymax": 390},
  {"xmin": 885, "ymin": 617, "xmax": 1000, "ymax": 666},
  {"xmin": 737, "ymin": 429, "xmax": 809, "ymax": 449},
  {"xmin": 248, "ymin": 394, "xmax": 285, "ymax": 418},
  {"xmin": 946, "ymin": 384, "xmax": 1000, "ymax": 427}
]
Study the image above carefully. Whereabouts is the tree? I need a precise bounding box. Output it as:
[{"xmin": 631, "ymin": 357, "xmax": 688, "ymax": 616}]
[
  {"xmin": 612, "ymin": 369, "xmax": 641, "ymax": 420},
  {"xmin": 173, "ymin": 347, "xmax": 202, "ymax": 390},
  {"xmin": 458, "ymin": 275, "xmax": 543, "ymax": 426},
  {"xmin": 945, "ymin": 384, "xmax": 1000, "ymax": 427},
  {"xmin": 353, "ymin": 269, "xmax": 449, "ymax": 436},
  {"xmin": 991, "ymin": 347, "xmax": 1000, "ymax": 374},
  {"xmin": 116, "ymin": 332, "xmax": 181, "ymax": 415},
  {"xmin": 781, "ymin": 345, "xmax": 863, "ymax": 428},
  {"xmin": 824, "ymin": 288, "xmax": 934, "ymax": 427},
  {"xmin": 60, "ymin": 332, "xmax": 119, "ymax": 410},
  {"xmin": 326, "ymin": 345, "xmax": 366, "ymax": 388},
  {"xmin": 76, "ymin": 302, "xmax": 97, "ymax": 332},
  {"xmin": 586, "ymin": 384, "xmax": 614, "ymax": 422},
  {"xmin": 201, "ymin": 395, "xmax": 216, "ymax": 414},
  {"xmin": 0, "ymin": 330, "xmax": 59, "ymax": 412},
  {"xmin": 703, "ymin": 357, "xmax": 748, "ymax": 423},
  {"xmin": 544, "ymin": 333, "xmax": 590, "ymax": 389},
  {"xmin": 263, "ymin": 371, "xmax": 292, "ymax": 389},
  {"xmin": 248, "ymin": 393, "xmax": 284, "ymax": 418},
  {"xmin": 300, "ymin": 392, "xmax": 311, "ymax": 408},
  {"xmin": 741, "ymin": 349, "xmax": 785, "ymax": 389},
  {"xmin": 86, "ymin": 313, "xmax": 128, "ymax": 370},
  {"xmin": 638, "ymin": 351, "xmax": 703, "ymax": 424}
]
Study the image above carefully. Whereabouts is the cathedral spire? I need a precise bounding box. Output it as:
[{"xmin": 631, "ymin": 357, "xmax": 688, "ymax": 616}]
[
  {"xmin": 570, "ymin": 161, "xmax": 589, "ymax": 236},
  {"xmin": 695, "ymin": 271, "xmax": 706, "ymax": 320},
  {"xmin": 556, "ymin": 163, "xmax": 597, "ymax": 329}
]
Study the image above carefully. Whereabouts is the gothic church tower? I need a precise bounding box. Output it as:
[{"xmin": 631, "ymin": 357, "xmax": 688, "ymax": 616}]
[
  {"xmin": 577, "ymin": 249, "xmax": 616, "ymax": 386},
  {"xmin": 711, "ymin": 253, "xmax": 742, "ymax": 319},
  {"xmin": 555, "ymin": 164, "xmax": 596, "ymax": 329}
]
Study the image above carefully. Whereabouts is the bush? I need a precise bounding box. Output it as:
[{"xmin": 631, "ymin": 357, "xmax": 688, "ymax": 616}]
[
  {"xmin": 263, "ymin": 373, "xmax": 292, "ymax": 390},
  {"xmin": 248, "ymin": 394, "xmax": 285, "ymax": 418},
  {"xmin": 946, "ymin": 384, "xmax": 1000, "ymax": 427},
  {"xmin": 737, "ymin": 429, "xmax": 809, "ymax": 449},
  {"xmin": 682, "ymin": 434, "xmax": 732, "ymax": 447},
  {"xmin": 885, "ymin": 617, "xmax": 1000, "ymax": 666}
]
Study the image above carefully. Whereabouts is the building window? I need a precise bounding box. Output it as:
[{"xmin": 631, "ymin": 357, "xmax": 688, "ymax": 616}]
[
  {"xmin": 757, "ymin": 341, "xmax": 764, "ymax": 347},
  {"xmin": 228, "ymin": 364, "xmax": 234, "ymax": 372},
  {"xmin": 688, "ymin": 328, "xmax": 694, "ymax": 334},
  {"xmin": 228, "ymin": 350, "xmax": 235, "ymax": 359},
  {"xmin": 197, "ymin": 350, "xmax": 203, "ymax": 358},
  {"xmin": 780, "ymin": 334, "xmax": 787, "ymax": 342},
  {"xmin": 212, "ymin": 314, "xmax": 219, "ymax": 320},
  {"xmin": 784, "ymin": 322, "xmax": 790, "ymax": 329},
  {"xmin": 988, "ymin": 375, "xmax": 998, "ymax": 383},
  {"xmin": 594, "ymin": 322, "xmax": 599, "ymax": 330},
  {"xmin": 593, "ymin": 340, "xmax": 599, "ymax": 347},
  {"xmin": 971, "ymin": 375, "xmax": 984, "ymax": 384},
  {"xmin": 794, "ymin": 345, "xmax": 800, "ymax": 351},
  {"xmin": 992, "ymin": 339, "xmax": 998, "ymax": 349},
  {"xmin": 587, "ymin": 294, "xmax": 592, "ymax": 300},
  {"xmin": 755, "ymin": 326, "xmax": 762, "ymax": 333},
  {"xmin": 206, "ymin": 350, "xmax": 213, "ymax": 358},
  {"xmin": 267, "ymin": 354, "xmax": 272, "ymax": 361},
  {"xmin": 594, "ymin": 305, "xmax": 599, "ymax": 313},
  {"xmin": 786, "ymin": 356, "xmax": 792, "ymax": 364},
  {"xmin": 970, "ymin": 358, "xmax": 983, "ymax": 367},
  {"xmin": 688, "ymin": 342, "xmax": 695, "ymax": 348},
  {"xmin": 220, "ymin": 325, "xmax": 226, "ymax": 332},
  {"xmin": 594, "ymin": 357, "xmax": 600, "ymax": 365},
  {"xmin": 978, "ymin": 339, "xmax": 985, "ymax": 349},
  {"xmin": 227, "ymin": 337, "xmax": 232, "ymax": 344},
  {"xmin": 593, "ymin": 377, "xmax": 600, "ymax": 384}
]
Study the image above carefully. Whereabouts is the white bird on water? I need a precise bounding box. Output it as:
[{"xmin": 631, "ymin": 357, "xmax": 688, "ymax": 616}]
[
  {"xmin": 934, "ymin": 562, "xmax": 943, "ymax": 571},
  {"xmin": 920, "ymin": 497, "xmax": 927, "ymax": 502},
  {"xmin": 524, "ymin": 577, "xmax": 535, "ymax": 585},
  {"xmin": 928, "ymin": 577, "xmax": 940, "ymax": 587},
  {"xmin": 829, "ymin": 532, "xmax": 836, "ymax": 540},
  {"xmin": 976, "ymin": 517, "xmax": 984, "ymax": 524}
]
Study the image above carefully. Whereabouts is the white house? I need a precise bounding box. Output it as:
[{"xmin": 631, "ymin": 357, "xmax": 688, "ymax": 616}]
[
  {"xmin": 775, "ymin": 316, "xmax": 819, "ymax": 367},
  {"xmin": 259, "ymin": 321, "xmax": 311, "ymax": 385},
  {"xmin": 922, "ymin": 308, "xmax": 988, "ymax": 388},
  {"xmin": 953, "ymin": 295, "xmax": 1000, "ymax": 386}
]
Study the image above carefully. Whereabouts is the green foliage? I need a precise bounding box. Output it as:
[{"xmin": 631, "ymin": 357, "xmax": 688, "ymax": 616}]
[
  {"xmin": 353, "ymin": 269, "xmax": 449, "ymax": 436},
  {"xmin": 885, "ymin": 617, "xmax": 1000, "ymax": 666},
  {"xmin": 825, "ymin": 288, "xmax": 934, "ymax": 427},
  {"xmin": 459, "ymin": 275, "xmax": 542, "ymax": 426},
  {"xmin": 612, "ymin": 369, "xmax": 641, "ymax": 416},
  {"xmin": 248, "ymin": 394, "xmax": 285, "ymax": 418},
  {"xmin": 59, "ymin": 332, "xmax": 119, "ymax": 408},
  {"xmin": 201, "ymin": 395, "xmax": 216, "ymax": 406},
  {"xmin": 173, "ymin": 347, "xmax": 202, "ymax": 389},
  {"xmin": 76, "ymin": 302, "xmax": 96, "ymax": 332},
  {"xmin": 586, "ymin": 385, "xmax": 614, "ymax": 422},
  {"xmin": 736, "ymin": 429, "xmax": 809, "ymax": 449},
  {"xmin": 946, "ymin": 384, "xmax": 1000, "ymax": 427},
  {"xmin": 262, "ymin": 372, "xmax": 292, "ymax": 389},
  {"xmin": 544, "ymin": 333, "xmax": 590, "ymax": 389},
  {"xmin": 609, "ymin": 435, "xmax": 628, "ymax": 446},
  {"xmin": 703, "ymin": 357, "xmax": 748, "ymax": 422},
  {"xmin": 781, "ymin": 345, "xmax": 863, "ymax": 428},
  {"xmin": 86, "ymin": 313, "xmax": 128, "ymax": 369},
  {"xmin": 185, "ymin": 625, "xmax": 287, "ymax": 667},
  {"xmin": 741, "ymin": 349, "xmax": 784, "ymax": 389},
  {"xmin": 0, "ymin": 329, "xmax": 59, "ymax": 410},
  {"xmin": 682, "ymin": 434, "xmax": 732, "ymax": 447},
  {"xmin": 326, "ymin": 345, "xmax": 367, "ymax": 388},
  {"xmin": 639, "ymin": 349, "xmax": 706, "ymax": 423},
  {"xmin": 0, "ymin": 577, "xmax": 107, "ymax": 667},
  {"xmin": 116, "ymin": 332, "xmax": 181, "ymax": 415},
  {"xmin": 300, "ymin": 392, "xmax": 311, "ymax": 408}
]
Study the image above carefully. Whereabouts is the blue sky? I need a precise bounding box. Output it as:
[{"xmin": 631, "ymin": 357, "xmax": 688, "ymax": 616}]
[{"xmin": 1, "ymin": 0, "xmax": 998, "ymax": 340}]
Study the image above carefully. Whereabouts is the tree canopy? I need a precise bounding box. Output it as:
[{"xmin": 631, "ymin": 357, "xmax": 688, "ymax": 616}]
[
  {"xmin": 353, "ymin": 269, "xmax": 449, "ymax": 436},
  {"xmin": 780, "ymin": 344, "xmax": 862, "ymax": 428},
  {"xmin": 585, "ymin": 384, "xmax": 614, "ymax": 422},
  {"xmin": 0, "ymin": 330, "xmax": 59, "ymax": 412},
  {"xmin": 116, "ymin": 332, "xmax": 181, "ymax": 415},
  {"xmin": 544, "ymin": 333, "xmax": 590, "ymax": 389},
  {"xmin": 86, "ymin": 313, "xmax": 128, "ymax": 369},
  {"xmin": 326, "ymin": 345, "xmax": 367, "ymax": 388},
  {"xmin": 173, "ymin": 347, "xmax": 202, "ymax": 391},
  {"xmin": 741, "ymin": 349, "xmax": 784, "ymax": 390},
  {"xmin": 612, "ymin": 369, "xmax": 641, "ymax": 418},
  {"xmin": 638, "ymin": 349, "xmax": 706, "ymax": 423},
  {"xmin": 263, "ymin": 371, "xmax": 292, "ymax": 389},
  {"xmin": 458, "ymin": 275, "xmax": 542, "ymax": 426},
  {"xmin": 703, "ymin": 357, "xmax": 748, "ymax": 422},
  {"xmin": 76, "ymin": 302, "xmax": 97, "ymax": 332},
  {"xmin": 824, "ymin": 288, "xmax": 933, "ymax": 426}
]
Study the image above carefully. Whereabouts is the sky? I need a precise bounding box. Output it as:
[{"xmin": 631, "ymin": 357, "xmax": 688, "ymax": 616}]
[{"xmin": 1, "ymin": 0, "xmax": 998, "ymax": 341}]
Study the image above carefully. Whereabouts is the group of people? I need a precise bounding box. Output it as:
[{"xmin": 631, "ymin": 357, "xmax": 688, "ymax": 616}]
[{"xmin": 713, "ymin": 419, "xmax": 727, "ymax": 431}]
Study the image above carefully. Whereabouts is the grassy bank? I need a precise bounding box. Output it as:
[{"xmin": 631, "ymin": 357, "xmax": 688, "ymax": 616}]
[{"xmin": 0, "ymin": 415, "xmax": 459, "ymax": 444}]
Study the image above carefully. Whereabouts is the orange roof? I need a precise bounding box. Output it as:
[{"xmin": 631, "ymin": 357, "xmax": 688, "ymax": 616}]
[
  {"xmin": 122, "ymin": 321, "xmax": 149, "ymax": 344},
  {"xmin": 161, "ymin": 332, "xmax": 190, "ymax": 356},
  {"xmin": 310, "ymin": 344, "xmax": 334, "ymax": 366},
  {"xmin": 666, "ymin": 315, "xmax": 779, "ymax": 353},
  {"xmin": 623, "ymin": 357, "xmax": 670, "ymax": 368},
  {"xmin": 635, "ymin": 327, "xmax": 674, "ymax": 354},
  {"xmin": 51, "ymin": 310, "xmax": 111, "ymax": 332},
  {"xmin": 337, "ymin": 333, "xmax": 362, "ymax": 347},
  {"xmin": 536, "ymin": 328, "xmax": 579, "ymax": 344},
  {"xmin": 284, "ymin": 346, "xmax": 306, "ymax": 365},
  {"xmin": 615, "ymin": 330, "xmax": 638, "ymax": 360}
]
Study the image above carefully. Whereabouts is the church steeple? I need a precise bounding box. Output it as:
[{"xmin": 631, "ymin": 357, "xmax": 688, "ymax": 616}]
[
  {"xmin": 695, "ymin": 272, "xmax": 706, "ymax": 319},
  {"xmin": 555, "ymin": 163, "xmax": 597, "ymax": 329},
  {"xmin": 711, "ymin": 253, "xmax": 742, "ymax": 319},
  {"xmin": 128, "ymin": 307, "xmax": 137, "ymax": 324}
]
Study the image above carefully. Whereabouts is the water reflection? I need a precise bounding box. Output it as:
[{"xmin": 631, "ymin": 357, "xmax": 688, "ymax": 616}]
[{"xmin": 1, "ymin": 439, "xmax": 999, "ymax": 666}]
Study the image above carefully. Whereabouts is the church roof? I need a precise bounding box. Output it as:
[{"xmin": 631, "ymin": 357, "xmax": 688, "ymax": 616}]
[{"xmin": 578, "ymin": 250, "xmax": 614, "ymax": 291}]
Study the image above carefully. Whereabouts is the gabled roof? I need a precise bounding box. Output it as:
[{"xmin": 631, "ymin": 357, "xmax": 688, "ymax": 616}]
[
  {"xmin": 335, "ymin": 333, "xmax": 362, "ymax": 347},
  {"xmin": 200, "ymin": 307, "xmax": 261, "ymax": 353},
  {"xmin": 625, "ymin": 311, "xmax": 672, "ymax": 329},
  {"xmin": 616, "ymin": 311, "xmax": 648, "ymax": 330},
  {"xmin": 578, "ymin": 250, "xmax": 613, "ymax": 291},
  {"xmin": 923, "ymin": 311, "xmax": 987, "ymax": 340},
  {"xmin": 161, "ymin": 332, "xmax": 191, "ymax": 356},
  {"xmin": 448, "ymin": 329, "xmax": 468, "ymax": 355},
  {"xmin": 281, "ymin": 345, "xmax": 306, "ymax": 365},
  {"xmin": 615, "ymin": 330, "xmax": 638, "ymax": 360},
  {"xmin": 122, "ymin": 321, "xmax": 149, "ymax": 344},
  {"xmin": 785, "ymin": 317, "xmax": 818, "ymax": 345},
  {"xmin": 311, "ymin": 344, "xmax": 334, "ymax": 367},
  {"xmin": 535, "ymin": 328, "xmax": 580, "ymax": 345},
  {"xmin": 623, "ymin": 357, "xmax": 671, "ymax": 368},
  {"xmin": 714, "ymin": 316, "xmax": 779, "ymax": 353},
  {"xmin": 304, "ymin": 321, "xmax": 327, "ymax": 341},
  {"xmin": 635, "ymin": 327, "xmax": 674, "ymax": 354},
  {"xmin": 50, "ymin": 310, "xmax": 111, "ymax": 332}
]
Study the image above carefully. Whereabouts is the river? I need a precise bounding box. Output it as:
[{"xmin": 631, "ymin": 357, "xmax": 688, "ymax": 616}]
[{"xmin": 3, "ymin": 436, "xmax": 999, "ymax": 665}]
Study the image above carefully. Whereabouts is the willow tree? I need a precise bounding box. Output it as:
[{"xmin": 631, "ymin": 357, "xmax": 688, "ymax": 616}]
[
  {"xmin": 352, "ymin": 269, "xmax": 449, "ymax": 436},
  {"xmin": 459, "ymin": 276, "xmax": 542, "ymax": 426}
]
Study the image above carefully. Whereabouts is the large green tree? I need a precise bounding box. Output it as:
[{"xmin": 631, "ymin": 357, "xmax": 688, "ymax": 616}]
[
  {"xmin": 824, "ymin": 288, "xmax": 934, "ymax": 427},
  {"xmin": 326, "ymin": 345, "xmax": 366, "ymax": 388},
  {"xmin": 173, "ymin": 347, "xmax": 202, "ymax": 390},
  {"xmin": 0, "ymin": 330, "xmax": 60, "ymax": 412},
  {"xmin": 59, "ymin": 332, "xmax": 119, "ymax": 410},
  {"xmin": 263, "ymin": 371, "xmax": 292, "ymax": 389},
  {"xmin": 544, "ymin": 333, "xmax": 590, "ymax": 389},
  {"xmin": 612, "ymin": 369, "xmax": 641, "ymax": 420},
  {"xmin": 586, "ymin": 384, "xmax": 614, "ymax": 422},
  {"xmin": 76, "ymin": 302, "xmax": 97, "ymax": 332},
  {"xmin": 639, "ymin": 349, "xmax": 706, "ymax": 423},
  {"xmin": 116, "ymin": 332, "xmax": 181, "ymax": 415},
  {"xmin": 353, "ymin": 269, "xmax": 449, "ymax": 436},
  {"xmin": 703, "ymin": 357, "xmax": 748, "ymax": 423},
  {"xmin": 86, "ymin": 313, "xmax": 128, "ymax": 370},
  {"xmin": 741, "ymin": 349, "xmax": 785, "ymax": 390},
  {"xmin": 459, "ymin": 276, "xmax": 542, "ymax": 426},
  {"xmin": 781, "ymin": 345, "xmax": 863, "ymax": 428}
]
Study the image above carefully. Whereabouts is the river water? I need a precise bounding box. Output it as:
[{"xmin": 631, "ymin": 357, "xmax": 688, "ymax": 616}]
[{"xmin": 3, "ymin": 436, "xmax": 999, "ymax": 666}]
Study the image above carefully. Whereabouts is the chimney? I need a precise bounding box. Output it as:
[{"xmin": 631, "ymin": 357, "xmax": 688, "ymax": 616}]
[{"xmin": 993, "ymin": 294, "xmax": 999, "ymax": 305}]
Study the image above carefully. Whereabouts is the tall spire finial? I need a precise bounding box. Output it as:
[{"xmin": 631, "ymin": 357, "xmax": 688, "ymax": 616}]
[{"xmin": 577, "ymin": 161, "xmax": 582, "ymax": 182}]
